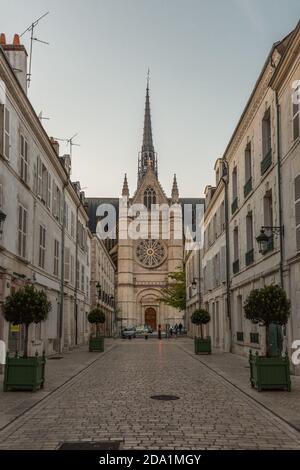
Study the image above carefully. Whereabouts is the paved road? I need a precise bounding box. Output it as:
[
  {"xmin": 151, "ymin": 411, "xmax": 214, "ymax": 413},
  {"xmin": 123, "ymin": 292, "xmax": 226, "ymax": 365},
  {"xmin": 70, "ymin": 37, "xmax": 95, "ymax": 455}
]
[{"xmin": 0, "ymin": 339, "xmax": 300, "ymax": 450}]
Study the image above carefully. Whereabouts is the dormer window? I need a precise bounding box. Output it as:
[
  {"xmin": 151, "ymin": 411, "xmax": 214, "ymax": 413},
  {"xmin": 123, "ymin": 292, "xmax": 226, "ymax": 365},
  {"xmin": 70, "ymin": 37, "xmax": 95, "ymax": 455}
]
[{"xmin": 144, "ymin": 187, "xmax": 156, "ymax": 210}]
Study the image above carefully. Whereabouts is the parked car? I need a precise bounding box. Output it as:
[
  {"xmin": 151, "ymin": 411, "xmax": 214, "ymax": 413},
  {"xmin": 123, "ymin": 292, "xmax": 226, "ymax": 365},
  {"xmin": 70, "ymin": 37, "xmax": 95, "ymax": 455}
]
[{"xmin": 122, "ymin": 326, "xmax": 136, "ymax": 339}]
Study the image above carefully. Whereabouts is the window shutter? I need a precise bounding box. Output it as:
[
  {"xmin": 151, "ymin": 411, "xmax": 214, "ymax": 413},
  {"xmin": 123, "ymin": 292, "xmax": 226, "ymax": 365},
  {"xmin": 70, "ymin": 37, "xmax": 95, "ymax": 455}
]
[
  {"xmin": 64, "ymin": 247, "xmax": 70, "ymax": 281},
  {"xmin": 297, "ymin": 227, "xmax": 300, "ymax": 253},
  {"xmin": 47, "ymin": 173, "xmax": 51, "ymax": 209},
  {"xmin": 4, "ymin": 107, "xmax": 10, "ymax": 159},
  {"xmin": 220, "ymin": 245, "xmax": 226, "ymax": 283},
  {"xmin": 0, "ymin": 104, "xmax": 4, "ymax": 156},
  {"xmin": 296, "ymin": 201, "xmax": 300, "ymax": 227},
  {"xmin": 295, "ymin": 175, "xmax": 300, "ymax": 201},
  {"xmin": 52, "ymin": 181, "xmax": 57, "ymax": 217}
]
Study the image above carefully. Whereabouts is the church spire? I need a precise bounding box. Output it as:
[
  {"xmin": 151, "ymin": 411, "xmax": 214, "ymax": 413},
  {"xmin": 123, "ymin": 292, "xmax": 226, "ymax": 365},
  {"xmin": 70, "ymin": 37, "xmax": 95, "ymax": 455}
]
[
  {"xmin": 138, "ymin": 71, "xmax": 158, "ymax": 182},
  {"xmin": 171, "ymin": 174, "xmax": 179, "ymax": 203},
  {"xmin": 122, "ymin": 173, "xmax": 129, "ymax": 197}
]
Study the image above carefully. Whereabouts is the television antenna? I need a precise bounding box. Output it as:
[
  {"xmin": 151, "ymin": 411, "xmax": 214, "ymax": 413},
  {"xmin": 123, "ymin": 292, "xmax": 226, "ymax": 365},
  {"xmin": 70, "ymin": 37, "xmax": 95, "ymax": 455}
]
[
  {"xmin": 55, "ymin": 133, "xmax": 80, "ymax": 159},
  {"xmin": 38, "ymin": 110, "xmax": 50, "ymax": 122},
  {"xmin": 20, "ymin": 12, "xmax": 50, "ymax": 87}
]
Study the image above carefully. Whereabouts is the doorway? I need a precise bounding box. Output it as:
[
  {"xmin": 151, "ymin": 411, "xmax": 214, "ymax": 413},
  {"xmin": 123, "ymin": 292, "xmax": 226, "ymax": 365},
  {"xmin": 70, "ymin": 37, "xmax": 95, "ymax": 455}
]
[{"xmin": 145, "ymin": 307, "xmax": 157, "ymax": 331}]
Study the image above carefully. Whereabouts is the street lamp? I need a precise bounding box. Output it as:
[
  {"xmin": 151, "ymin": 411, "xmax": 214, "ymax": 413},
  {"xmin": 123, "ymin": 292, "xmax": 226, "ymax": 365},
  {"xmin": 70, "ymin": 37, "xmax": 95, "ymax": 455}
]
[{"xmin": 256, "ymin": 226, "xmax": 284, "ymax": 254}]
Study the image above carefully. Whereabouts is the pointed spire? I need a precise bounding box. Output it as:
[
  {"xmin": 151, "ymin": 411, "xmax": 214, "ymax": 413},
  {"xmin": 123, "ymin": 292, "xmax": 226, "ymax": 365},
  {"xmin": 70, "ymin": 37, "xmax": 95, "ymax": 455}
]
[
  {"xmin": 122, "ymin": 173, "xmax": 129, "ymax": 197},
  {"xmin": 171, "ymin": 174, "xmax": 179, "ymax": 203},
  {"xmin": 138, "ymin": 71, "xmax": 158, "ymax": 182}
]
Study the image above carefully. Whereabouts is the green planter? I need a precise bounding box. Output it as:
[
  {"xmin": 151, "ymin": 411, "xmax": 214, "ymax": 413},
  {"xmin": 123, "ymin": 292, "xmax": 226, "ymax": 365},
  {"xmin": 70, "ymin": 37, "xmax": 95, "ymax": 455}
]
[
  {"xmin": 194, "ymin": 336, "xmax": 211, "ymax": 354},
  {"xmin": 89, "ymin": 336, "xmax": 104, "ymax": 352},
  {"xmin": 249, "ymin": 350, "xmax": 291, "ymax": 392},
  {"xmin": 3, "ymin": 352, "xmax": 46, "ymax": 392}
]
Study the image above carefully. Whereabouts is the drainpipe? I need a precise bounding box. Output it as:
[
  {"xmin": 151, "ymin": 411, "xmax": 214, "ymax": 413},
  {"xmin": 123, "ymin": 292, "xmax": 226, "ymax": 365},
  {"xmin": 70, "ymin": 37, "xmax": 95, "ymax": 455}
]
[
  {"xmin": 221, "ymin": 160, "xmax": 232, "ymax": 353},
  {"xmin": 275, "ymin": 91, "xmax": 284, "ymax": 288}
]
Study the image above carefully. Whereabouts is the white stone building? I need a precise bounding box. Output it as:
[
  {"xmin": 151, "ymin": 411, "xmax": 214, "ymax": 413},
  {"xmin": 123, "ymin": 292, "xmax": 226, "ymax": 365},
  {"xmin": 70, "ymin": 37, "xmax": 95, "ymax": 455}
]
[
  {"xmin": 0, "ymin": 34, "xmax": 91, "ymax": 355},
  {"xmin": 185, "ymin": 248, "xmax": 201, "ymax": 337},
  {"xmin": 270, "ymin": 21, "xmax": 300, "ymax": 374},
  {"xmin": 90, "ymin": 235, "xmax": 116, "ymax": 337},
  {"xmin": 202, "ymin": 159, "xmax": 229, "ymax": 352}
]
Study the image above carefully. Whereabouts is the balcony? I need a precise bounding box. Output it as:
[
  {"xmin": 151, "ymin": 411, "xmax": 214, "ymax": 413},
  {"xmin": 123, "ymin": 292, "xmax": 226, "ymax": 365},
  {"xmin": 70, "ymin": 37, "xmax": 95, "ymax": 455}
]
[
  {"xmin": 250, "ymin": 332, "xmax": 259, "ymax": 344},
  {"xmin": 237, "ymin": 331, "xmax": 244, "ymax": 342},
  {"xmin": 244, "ymin": 177, "xmax": 252, "ymax": 198},
  {"xmin": 231, "ymin": 197, "xmax": 238, "ymax": 215},
  {"xmin": 233, "ymin": 259, "xmax": 240, "ymax": 274},
  {"xmin": 245, "ymin": 248, "xmax": 254, "ymax": 266},
  {"xmin": 261, "ymin": 148, "xmax": 272, "ymax": 175}
]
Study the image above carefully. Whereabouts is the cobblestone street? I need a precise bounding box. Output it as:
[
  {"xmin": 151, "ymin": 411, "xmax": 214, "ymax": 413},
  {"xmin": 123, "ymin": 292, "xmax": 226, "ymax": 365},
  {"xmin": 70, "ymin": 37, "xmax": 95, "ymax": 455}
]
[{"xmin": 1, "ymin": 338, "xmax": 300, "ymax": 450}]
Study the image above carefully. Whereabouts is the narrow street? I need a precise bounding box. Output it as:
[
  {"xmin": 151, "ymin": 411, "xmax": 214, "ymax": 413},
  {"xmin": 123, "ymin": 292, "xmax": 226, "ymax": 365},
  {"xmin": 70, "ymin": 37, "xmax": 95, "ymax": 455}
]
[{"xmin": 0, "ymin": 338, "xmax": 300, "ymax": 450}]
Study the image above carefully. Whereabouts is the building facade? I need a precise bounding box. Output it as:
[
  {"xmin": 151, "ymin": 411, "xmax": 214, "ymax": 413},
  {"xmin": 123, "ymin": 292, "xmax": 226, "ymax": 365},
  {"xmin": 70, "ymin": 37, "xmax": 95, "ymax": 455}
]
[
  {"xmin": 0, "ymin": 34, "xmax": 91, "ymax": 355},
  {"xmin": 90, "ymin": 235, "xmax": 116, "ymax": 336}
]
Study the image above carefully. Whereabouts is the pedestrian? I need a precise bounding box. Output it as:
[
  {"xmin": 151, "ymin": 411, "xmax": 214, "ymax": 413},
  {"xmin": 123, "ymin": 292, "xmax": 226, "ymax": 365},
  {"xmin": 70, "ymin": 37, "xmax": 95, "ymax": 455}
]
[
  {"xmin": 174, "ymin": 324, "xmax": 178, "ymax": 336},
  {"xmin": 178, "ymin": 323, "xmax": 183, "ymax": 335},
  {"xmin": 144, "ymin": 328, "xmax": 149, "ymax": 340},
  {"xmin": 169, "ymin": 326, "xmax": 173, "ymax": 337},
  {"xmin": 158, "ymin": 324, "xmax": 162, "ymax": 340}
]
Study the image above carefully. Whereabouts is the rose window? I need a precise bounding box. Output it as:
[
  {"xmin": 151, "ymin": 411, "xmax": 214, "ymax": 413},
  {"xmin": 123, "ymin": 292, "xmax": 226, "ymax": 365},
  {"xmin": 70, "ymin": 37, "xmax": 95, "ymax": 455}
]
[{"xmin": 136, "ymin": 239, "xmax": 165, "ymax": 268}]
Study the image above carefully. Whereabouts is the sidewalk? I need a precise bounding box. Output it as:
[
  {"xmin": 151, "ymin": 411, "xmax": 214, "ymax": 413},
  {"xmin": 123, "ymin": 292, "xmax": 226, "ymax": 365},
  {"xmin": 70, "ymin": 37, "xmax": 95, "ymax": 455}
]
[
  {"xmin": 178, "ymin": 338, "xmax": 300, "ymax": 432},
  {"xmin": 0, "ymin": 340, "xmax": 115, "ymax": 430}
]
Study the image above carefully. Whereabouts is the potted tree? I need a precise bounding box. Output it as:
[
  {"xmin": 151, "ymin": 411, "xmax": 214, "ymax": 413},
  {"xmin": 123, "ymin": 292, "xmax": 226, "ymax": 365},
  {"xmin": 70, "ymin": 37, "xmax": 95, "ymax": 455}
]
[
  {"xmin": 191, "ymin": 309, "xmax": 211, "ymax": 354},
  {"xmin": 88, "ymin": 307, "xmax": 106, "ymax": 352},
  {"xmin": 3, "ymin": 284, "xmax": 51, "ymax": 392},
  {"xmin": 244, "ymin": 284, "xmax": 291, "ymax": 391}
]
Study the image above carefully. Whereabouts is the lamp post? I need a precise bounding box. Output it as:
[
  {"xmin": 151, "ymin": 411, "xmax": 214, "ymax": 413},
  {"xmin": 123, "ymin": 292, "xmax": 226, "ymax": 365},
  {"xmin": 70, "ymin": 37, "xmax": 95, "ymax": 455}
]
[{"xmin": 256, "ymin": 226, "xmax": 284, "ymax": 254}]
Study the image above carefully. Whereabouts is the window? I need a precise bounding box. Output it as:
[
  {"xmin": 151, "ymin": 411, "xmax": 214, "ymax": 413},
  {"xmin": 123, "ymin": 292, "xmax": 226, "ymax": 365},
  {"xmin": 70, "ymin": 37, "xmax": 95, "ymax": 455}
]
[
  {"xmin": 245, "ymin": 142, "xmax": 252, "ymax": 183},
  {"xmin": 71, "ymin": 211, "xmax": 75, "ymax": 238},
  {"xmin": 86, "ymin": 276, "xmax": 89, "ymax": 299},
  {"xmin": 213, "ymin": 213, "xmax": 217, "ymax": 240},
  {"xmin": 54, "ymin": 239, "xmax": 59, "ymax": 276},
  {"xmin": 262, "ymin": 108, "xmax": 271, "ymax": 158},
  {"xmin": 295, "ymin": 175, "xmax": 300, "ymax": 252},
  {"xmin": 70, "ymin": 254, "xmax": 75, "ymax": 285},
  {"xmin": 20, "ymin": 135, "xmax": 29, "ymax": 183},
  {"xmin": 4, "ymin": 107, "xmax": 10, "ymax": 159},
  {"xmin": 293, "ymin": 85, "xmax": 300, "ymax": 141},
  {"xmin": 144, "ymin": 187, "xmax": 156, "ymax": 210},
  {"xmin": 76, "ymin": 260, "xmax": 80, "ymax": 287},
  {"xmin": 18, "ymin": 205, "xmax": 27, "ymax": 258},
  {"xmin": 64, "ymin": 247, "xmax": 70, "ymax": 281},
  {"xmin": 246, "ymin": 212, "xmax": 253, "ymax": 252},
  {"xmin": 65, "ymin": 202, "xmax": 69, "ymax": 231},
  {"xmin": 233, "ymin": 227, "xmax": 239, "ymax": 260},
  {"xmin": 232, "ymin": 166, "xmax": 237, "ymax": 200},
  {"xmin": 263, "ymin": 190, "xmax": 274, "ymax": 252},
  {"xmin": 52, "ymin": 182, "xmax": 62, "ymax": 222},
  {"xmin": 220, "ymin": 201, "xmax": 225, "ymax": 230},
  {"xmin": 38, "ymin": 225, "xmax": 46, "ymax": 269}
]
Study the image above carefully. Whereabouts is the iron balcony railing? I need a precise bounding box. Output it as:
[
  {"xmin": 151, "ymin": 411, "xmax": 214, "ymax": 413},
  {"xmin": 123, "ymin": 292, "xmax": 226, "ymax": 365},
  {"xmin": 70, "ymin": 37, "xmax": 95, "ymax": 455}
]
[
  {"xmin": 245, "ymin": 248, "xmax": 254, "ymax": 266},
  {"xmin": 261, "ymin": 148, "xmax": 272, "ymax": 175},
  {"xmin": 231, "ymin": 197, "xmax": 238, "ymax": 215},
  {"xmin": 244, "ymin": 177, "xmax": 253, "ymax": 197},
  {"xmin": 233, "ymin": 259, "xmax": 240, "ymax": 274}
]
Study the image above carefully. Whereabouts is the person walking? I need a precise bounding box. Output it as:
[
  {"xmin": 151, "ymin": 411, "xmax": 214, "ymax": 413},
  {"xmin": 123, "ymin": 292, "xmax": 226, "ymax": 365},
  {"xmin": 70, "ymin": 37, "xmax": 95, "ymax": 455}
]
[
  {"xmin": 158, "ymin": 324, "xmax": 162, "ymax": 340},
  {"xmin": 178, "ymin": 323, "xmax": 183, "ymax": 335}
]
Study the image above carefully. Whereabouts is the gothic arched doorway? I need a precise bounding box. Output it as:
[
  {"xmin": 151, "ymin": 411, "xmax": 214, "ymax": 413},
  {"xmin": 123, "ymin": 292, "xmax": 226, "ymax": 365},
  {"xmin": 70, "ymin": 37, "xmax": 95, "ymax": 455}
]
[{"xmin": 145, "ymin": 307, "xmax": 157, "ymax": 331}]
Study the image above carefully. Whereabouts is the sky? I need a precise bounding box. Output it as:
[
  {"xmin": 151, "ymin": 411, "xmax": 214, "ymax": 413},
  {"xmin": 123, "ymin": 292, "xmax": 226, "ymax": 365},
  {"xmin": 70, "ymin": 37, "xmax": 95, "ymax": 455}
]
[{"xmin": 1, "ymin": 0, "xmax": 300, "ymax": 197}]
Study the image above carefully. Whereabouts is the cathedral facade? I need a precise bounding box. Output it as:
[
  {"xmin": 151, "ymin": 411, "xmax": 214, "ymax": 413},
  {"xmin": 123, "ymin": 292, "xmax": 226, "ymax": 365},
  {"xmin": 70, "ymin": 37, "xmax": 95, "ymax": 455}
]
[{"xmin": 87, "ymin": 82, "xmax": 203, "ymax": 331}]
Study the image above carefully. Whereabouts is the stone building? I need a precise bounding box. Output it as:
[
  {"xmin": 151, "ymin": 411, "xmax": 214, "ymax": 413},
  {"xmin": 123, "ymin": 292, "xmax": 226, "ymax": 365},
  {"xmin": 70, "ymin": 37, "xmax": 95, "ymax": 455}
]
[
  {"xmin": 90, "ymin": 235, "xmax": 116, "ymax": 336},
  {"xmin": 270, "ymin": 21, "xmax": 300, "ymax": 374},
  {"xmin": 202, "ymin": 159, "xmax": 229, "ymax": 351},
  {"xmin": 0, "ymin": 34, "xmax": 91, "ymax": 355}
]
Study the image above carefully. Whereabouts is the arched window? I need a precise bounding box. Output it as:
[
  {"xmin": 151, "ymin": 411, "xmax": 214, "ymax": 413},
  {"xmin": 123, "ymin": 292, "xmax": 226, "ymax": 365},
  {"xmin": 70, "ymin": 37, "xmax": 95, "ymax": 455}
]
[{"xmin": 144, "ymin": 187, "xmax": 156, "ymax": 210}]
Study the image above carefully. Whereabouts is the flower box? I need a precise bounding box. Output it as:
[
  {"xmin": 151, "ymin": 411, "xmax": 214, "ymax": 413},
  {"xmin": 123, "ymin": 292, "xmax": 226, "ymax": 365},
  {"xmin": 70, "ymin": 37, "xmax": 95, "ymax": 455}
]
[
  {"xmin": 194, "ymin": 337, "xmax": 211, "ymax": 355},
  {"xmin": 249, "ymin": 351, "xmax": 291, "ymax": 391},
  {"xmin": 3, "ymin": 353, "xmax": 46, "ymax": 392},
  {"xmin": 89, "ymin": 336, "xmax": 104, "ymax": 352}
]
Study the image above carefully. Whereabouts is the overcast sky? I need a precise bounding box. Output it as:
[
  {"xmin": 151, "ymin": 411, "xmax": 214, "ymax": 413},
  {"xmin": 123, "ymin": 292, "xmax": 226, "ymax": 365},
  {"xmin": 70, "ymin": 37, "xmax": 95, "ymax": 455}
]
[{"xmin": 2, "ymin": 1, "xmax": 300, "ymax": 197}]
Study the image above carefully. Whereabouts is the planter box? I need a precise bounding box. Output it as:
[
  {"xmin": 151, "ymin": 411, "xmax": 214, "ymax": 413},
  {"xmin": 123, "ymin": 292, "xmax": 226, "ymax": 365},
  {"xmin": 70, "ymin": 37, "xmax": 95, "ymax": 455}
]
[
  {"xmin": 89, "ymin": 336, "xmax": 104, "ymax": 352},
  {"xmin": 194, "ymin": 337, "xmax": 211, "ymax": 355},
  {"xmin": 3, "ymin": 353, "xmax": 46, "ymax": 392},
  {"xmin": 249, "ymin": 351, "xmax": 291, "ymax": 392}
]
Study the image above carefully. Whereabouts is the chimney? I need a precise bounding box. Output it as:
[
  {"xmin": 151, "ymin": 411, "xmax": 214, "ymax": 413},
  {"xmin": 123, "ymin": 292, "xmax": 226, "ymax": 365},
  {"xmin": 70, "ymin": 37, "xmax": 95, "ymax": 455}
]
[
  {"xmin": 50, "ymin": 137, "xmax": 60, "ymax": 156},
  {"xmin": 1, "ymin": 33, "xmax": 28, "ymax": 93}
]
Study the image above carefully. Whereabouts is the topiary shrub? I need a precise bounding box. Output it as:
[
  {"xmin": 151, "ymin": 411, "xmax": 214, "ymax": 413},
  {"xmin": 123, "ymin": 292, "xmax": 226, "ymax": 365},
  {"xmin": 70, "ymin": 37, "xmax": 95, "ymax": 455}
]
[
  {"xmin": 3, "ymin": 285, "xmax": 51, "ymax": 357},
  {"xmin": 88, "ymin": 308, "xmax": 106, "ymax": 337},
  {"xmin": 191, "ymin": 309, "xmax": 210, "ymax": 339},
  {"xmin": 244, "ymin": 284, "xmax": 290, "ymax": 357}
]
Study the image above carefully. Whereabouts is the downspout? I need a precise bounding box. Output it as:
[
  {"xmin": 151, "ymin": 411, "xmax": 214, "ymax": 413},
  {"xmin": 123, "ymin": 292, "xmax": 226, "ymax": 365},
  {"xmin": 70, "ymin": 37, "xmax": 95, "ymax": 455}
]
[
  {"xmin": 275, "ymin": 90, "xmax": 284, "ymax": 288},
  {"xmin": 222, "ymin": 160, "xmax": 232, "ymax": 353}
]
